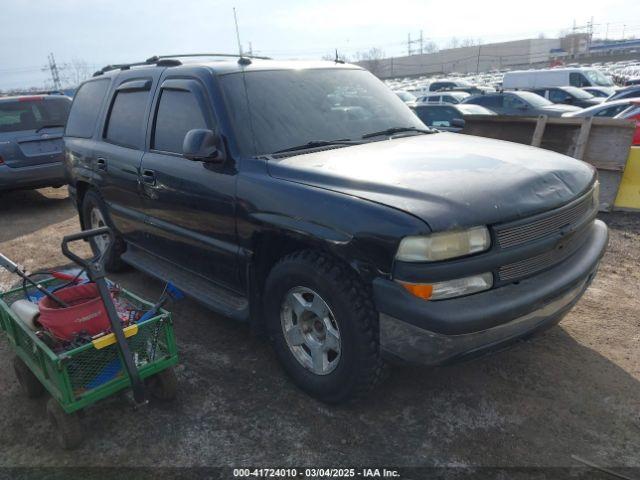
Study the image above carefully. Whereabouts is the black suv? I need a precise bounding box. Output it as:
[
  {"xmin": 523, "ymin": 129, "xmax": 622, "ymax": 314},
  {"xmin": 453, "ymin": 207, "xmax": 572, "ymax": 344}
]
[{"xmin": 64, "ymin": 55, "xmax": 608, "ymax": 403}]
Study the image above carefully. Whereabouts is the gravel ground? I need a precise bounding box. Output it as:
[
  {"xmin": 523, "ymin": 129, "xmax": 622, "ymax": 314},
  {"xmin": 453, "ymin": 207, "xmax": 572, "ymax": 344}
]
[{"xmin": 0, "ymin": 187, "xmax": 638, "ymax": 476}]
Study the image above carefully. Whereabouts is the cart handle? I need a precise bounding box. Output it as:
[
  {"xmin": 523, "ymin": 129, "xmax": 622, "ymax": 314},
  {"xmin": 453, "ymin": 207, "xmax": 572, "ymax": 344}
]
[{"xmin": 61, "ymin": 227, "xmax": 114, "ymax": 278}]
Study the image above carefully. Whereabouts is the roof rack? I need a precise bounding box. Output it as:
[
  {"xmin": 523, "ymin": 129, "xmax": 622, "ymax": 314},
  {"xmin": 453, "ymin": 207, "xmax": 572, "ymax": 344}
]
[
  {"xmin": 147, "ymin": 53, "xmax": 272, "ymax": 62},
  {"xmin": 93, "ymin": 52, "xmax": 271, "ymax": 77}
]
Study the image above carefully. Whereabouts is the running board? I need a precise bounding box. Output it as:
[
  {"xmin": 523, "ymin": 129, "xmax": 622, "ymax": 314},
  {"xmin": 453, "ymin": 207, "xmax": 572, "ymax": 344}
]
[{"xmin": 121, "ymin": 245, "xmax": 249, "ymax": 321}]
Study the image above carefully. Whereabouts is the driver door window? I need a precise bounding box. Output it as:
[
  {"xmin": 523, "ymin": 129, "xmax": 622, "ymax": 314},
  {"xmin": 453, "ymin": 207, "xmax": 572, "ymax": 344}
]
[{"xmin": 152, "ymin": 89, "xmax": 208, "ymax": 154}]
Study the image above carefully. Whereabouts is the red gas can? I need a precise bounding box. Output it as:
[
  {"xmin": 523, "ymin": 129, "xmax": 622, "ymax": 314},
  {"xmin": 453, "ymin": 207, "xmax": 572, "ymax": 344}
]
[{"xmin": 38, "ymin": 283, "xmax": 110, "ymax": 341}]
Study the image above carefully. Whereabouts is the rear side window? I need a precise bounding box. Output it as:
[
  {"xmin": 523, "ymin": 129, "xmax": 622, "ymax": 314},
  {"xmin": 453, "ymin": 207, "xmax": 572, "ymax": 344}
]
[
  {"xmin": 549, "ymin": 89, "xmax": 570, "ymax": 103},
  {"xmin": 65, "ymin": 80, "xmax": 109, "ymax": 138},
  {"xmin": 105, "ymin": 89, "xmax": 149, "ymax": 149},
  {"xmin": 152, "ymin": 90, "xmax": 207, "ymax": 154},
  {"xmin": 0, "ymin": 97, "xmax": 70, "ymax": 133},
  {"xmin": 472, "ymin": 95, "xmax": 502, "ymax": 108}
]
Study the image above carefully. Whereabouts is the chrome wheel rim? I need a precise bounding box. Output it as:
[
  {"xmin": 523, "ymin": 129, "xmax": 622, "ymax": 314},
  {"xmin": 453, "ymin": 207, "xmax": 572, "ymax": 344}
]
[
  {"xmin": 89, "ymin": 207, "xmax": 109, "ymax": 253},
  {"xmin": 280, "ymin": 286, "xmax": 341, "ymax": 375}
]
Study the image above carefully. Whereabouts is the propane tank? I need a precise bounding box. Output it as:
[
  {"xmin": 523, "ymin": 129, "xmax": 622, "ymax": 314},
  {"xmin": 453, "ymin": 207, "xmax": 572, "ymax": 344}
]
[{"xmin": 10, "ymin": 300, "xmax": 40, "ymax": 331}]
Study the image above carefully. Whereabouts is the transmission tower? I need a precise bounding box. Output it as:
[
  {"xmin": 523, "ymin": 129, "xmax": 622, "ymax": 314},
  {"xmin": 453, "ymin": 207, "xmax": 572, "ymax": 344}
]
[{"xmin": 46, "ymin": 53, "xmax": 62, "ymax": 90}]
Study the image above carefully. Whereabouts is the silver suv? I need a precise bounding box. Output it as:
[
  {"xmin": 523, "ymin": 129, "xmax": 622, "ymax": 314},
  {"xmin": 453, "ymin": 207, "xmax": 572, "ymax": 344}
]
[{"xmin": 0, "ymin": 94, "xmax": 71, "ymax": 191}]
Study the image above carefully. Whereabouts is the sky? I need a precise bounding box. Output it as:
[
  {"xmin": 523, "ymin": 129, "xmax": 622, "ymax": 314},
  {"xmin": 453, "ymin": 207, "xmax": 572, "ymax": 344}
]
[{"xmin": 1, "ymin": 0, "xmax": 638, "ymax": 90}]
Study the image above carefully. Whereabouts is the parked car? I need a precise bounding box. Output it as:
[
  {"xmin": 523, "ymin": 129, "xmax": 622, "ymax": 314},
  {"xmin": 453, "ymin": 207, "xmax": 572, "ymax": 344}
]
[
  {"xmin": 529, "ymin": 86, "xmax": 603, "ymax": 108},
  {"xmin": 411, "ymin": 103, "xmax": 495, "ymax": 132},
  {"xmin": 429, "ymin": 79, "xmax": 472, "ymax": 91},
  {"xmin": 65, "ymin": 56, "xmax": 607, "ymax": 403},
  {"xmin": 614, "ymin": 100, "xmax": 640, "ymax": 146},
  {"xmin": 393, "ymin": 90, "xmax": 416, "ymax": 104},
  {"xmin": 427, "ymin": 80, "xmax": 494, "ymax": 95},
  {"xmin": 606, "ymin": 85, "xmax": 640, "ymax": 102},
  {"xmin": 562, "ymin": 98, "xmax": 640, "ymax": 118},
  {"xmin": 415, "ymin": 91, "xmax": 470, "ymax": 104},
  {"xmin": 503, "ymin": 68, "xmax": 614, "ymax": 89},
  {"xmin": 0, "ymin": 94, "xmax": 71, "ymax": 191},
  {"xmin": 582, "ymin": 86, "xmax": 616, "ymax": 98},
  {"xmin": 462, "ymin": 91, "xmax": 581, "ymax": 116}
]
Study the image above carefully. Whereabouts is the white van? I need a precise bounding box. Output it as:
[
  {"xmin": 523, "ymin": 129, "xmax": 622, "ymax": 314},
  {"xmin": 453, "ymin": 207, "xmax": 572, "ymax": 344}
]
[{"xmin": 502, "ymin": 68, "xmax": 614, "ymax": 89}]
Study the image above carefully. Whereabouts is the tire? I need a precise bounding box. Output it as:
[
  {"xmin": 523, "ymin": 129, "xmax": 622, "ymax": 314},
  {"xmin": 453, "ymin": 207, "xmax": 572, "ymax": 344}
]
[
  {"xmin": 81, "ymin": 189, "xmax": 126, "ymax": 272},
  {"xmin": 13, "ymin": 356, "xmax": 45, "ymax": 399},
  {"xmin": 264, "ymin": 250, "xmax": 386, "ymax": 404},
  {"xmin": 146, "ymin": 367, "xmax": 178, "ymax": 401},
  {"xmin": 46, "ymin": 398, "xmax": 83, "ymax": 450}
]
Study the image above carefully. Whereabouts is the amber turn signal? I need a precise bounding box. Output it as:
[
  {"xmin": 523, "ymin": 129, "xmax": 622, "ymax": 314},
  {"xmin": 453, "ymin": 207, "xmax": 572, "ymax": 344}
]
[{"xmin": 399, "ymin": 282, "xmax": 434, "ymax": 301}]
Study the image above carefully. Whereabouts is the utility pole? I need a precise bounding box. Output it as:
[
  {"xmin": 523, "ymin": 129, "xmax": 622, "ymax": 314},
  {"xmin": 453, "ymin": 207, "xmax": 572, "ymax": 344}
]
[
  {"xmin": 407, "ymin": 33, "xmax": 411, "ymax": 56},
  {"xmin": 622, "ymin": 24, "xmax": 626, "ymax": 40},
  {"xmin": 605, "ymin": 23, "xmax": 609, "ymax": 40},
  {"xmin": 476, "ymin": 44, "xmax": 482, "ymax": 74},
  {"xmin": 46, "ymin": 53, "xmax": 62, "ymax": 90},
  {"xmin": 248, "ymin": 42, "xmax": 253, "ymax": 56},
  {"xmin": 420, "ymin": 30, "xmax": 424, "ymax": 55}
]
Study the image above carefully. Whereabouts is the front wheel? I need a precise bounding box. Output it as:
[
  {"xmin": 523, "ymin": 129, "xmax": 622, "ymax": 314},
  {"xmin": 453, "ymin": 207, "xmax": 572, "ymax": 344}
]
[
  {"xmin": 81, "ymin": 189, "xmax": 126, "ymax": 272},
  {"xmin": 264, "ymin": 250, "xmax": 386, "ymax": 404}
]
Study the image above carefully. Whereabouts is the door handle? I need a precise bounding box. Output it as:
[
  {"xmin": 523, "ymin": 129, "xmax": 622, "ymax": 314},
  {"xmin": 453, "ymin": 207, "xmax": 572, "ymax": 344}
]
[
  {"xmin": 96, "ymin": 157, "xmax": 107, "ymax": 171},
  {"xmin": 141, "ymin": 169, "xmax": 156, "ymax": 185}
]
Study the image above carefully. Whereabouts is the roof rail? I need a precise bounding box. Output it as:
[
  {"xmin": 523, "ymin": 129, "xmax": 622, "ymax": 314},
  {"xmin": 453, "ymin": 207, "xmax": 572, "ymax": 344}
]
[
  {"xmin": 146, "ymin": 53, "xmax": 272, "ymax": 62},
  {"xmin": 92, "ymin": 52, "xmax": 271, "ymax": 77},
  {"xmin": 92, "ymin": 58, "xmax": 183, "ymax": 77}
]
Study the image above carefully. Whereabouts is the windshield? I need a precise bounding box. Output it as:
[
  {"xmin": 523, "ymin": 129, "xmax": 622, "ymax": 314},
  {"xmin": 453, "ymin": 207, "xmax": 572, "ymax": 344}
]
[
  {"xmin": 585, "ymin": 69, "xmax": 614, "ymax": 87},
  {"xmin": 516, "ymin": 91, "xmax": 553, "ymax": 107},
  {"xmin": 0, "ymin": 97, "xmax": 70, "ymax": 133},
  {"xmin": 563, "ymin": 86, "xmax": 593, "ymax": 99},
  {"xmin": 219, "ymin": 68, "xmax": 426, "ymax": 156}
]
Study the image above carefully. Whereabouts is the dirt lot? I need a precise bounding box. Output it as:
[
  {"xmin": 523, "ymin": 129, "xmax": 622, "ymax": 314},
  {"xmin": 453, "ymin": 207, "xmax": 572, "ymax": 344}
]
[{"xmin": 0, "ymin": 187, "xmax": 639, "ymax": 476}]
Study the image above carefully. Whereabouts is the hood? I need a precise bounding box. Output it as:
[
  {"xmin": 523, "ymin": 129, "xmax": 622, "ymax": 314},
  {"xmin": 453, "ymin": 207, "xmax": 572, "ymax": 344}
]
[{"xmin": 267, "ymin": 133, "xmax": 595, "ymax": 231}]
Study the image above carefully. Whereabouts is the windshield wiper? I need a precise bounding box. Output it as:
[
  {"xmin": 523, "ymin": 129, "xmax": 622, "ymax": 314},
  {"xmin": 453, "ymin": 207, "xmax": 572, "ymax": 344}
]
[
  {"xmin": 272, "ymin": 139, "xmax": 359, "ymax": 154},
  {"xmin": 35, "ymin": 124, "xmax": 64, "ymax": 133},
  {"xmin": 361, "ymin": 126, "xmax": 434, "ymax": 139}
]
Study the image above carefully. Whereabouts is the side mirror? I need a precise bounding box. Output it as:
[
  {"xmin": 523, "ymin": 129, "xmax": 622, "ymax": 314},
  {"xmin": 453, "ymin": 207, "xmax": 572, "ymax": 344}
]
[
  {"xmin": 451, "ymin": 118, "xmax": 465, "ymax": 128},
  {"xmin": 183, "ymin": 129, "xmax": 226, "ymax": 163}
]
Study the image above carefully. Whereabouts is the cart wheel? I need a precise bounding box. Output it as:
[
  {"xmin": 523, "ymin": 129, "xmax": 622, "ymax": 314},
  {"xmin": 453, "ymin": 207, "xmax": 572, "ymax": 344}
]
[
  {"xmin": 46, "ymin": 398, "xmax": 83, "ymax": 450},
  {"xmin": 146, "ymin": 367, "xmax": 178, "ymax": 401},
  {"xmin": 13, "ymin": 357, "xmax": 45, "ymax": 399}
]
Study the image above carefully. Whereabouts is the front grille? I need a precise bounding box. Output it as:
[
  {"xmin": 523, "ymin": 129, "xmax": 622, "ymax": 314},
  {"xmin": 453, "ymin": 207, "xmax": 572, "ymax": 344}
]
[
  {"xmin": 495, "ymin": 189, "xmax": 594, "ymax": 249},
  {"xmin": 498, "ymin": 232, "xmax": 585, "ymax": 281}
]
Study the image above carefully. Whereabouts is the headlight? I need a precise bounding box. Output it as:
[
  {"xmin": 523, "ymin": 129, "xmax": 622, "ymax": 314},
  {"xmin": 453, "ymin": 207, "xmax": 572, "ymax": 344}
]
[
  {"xmin": 396, "ymin": 226, "xmax": 491, "ymax": 262},
  {"xmin": 399, "ymin": 272, "xmax": 494, "ymax": 301}
]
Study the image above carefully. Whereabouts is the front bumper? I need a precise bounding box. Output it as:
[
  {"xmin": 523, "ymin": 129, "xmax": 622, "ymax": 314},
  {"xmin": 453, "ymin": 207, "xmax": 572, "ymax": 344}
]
[
  {"xmin": 0, "ymin": 162, "xmax": 65, "ymax": 190},
  {"xmin": 374, "ymin": 220, "xmax": 608, "ymax": 365}
]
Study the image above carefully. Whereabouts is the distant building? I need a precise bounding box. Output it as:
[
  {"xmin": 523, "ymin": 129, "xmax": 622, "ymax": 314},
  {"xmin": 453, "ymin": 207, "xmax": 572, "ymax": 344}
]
[{"xmin": 357, "ymin": 33, "xmax": 640, "ymax": 79}]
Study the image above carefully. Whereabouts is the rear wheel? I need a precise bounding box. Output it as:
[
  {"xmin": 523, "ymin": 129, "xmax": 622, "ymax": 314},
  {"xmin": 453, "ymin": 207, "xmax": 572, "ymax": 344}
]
[
  {"xmin": 81, "ymin": 190, "xmax": 126, "ymax": 272},
  {"xmin": 46, "ymin": 398, "xmax": 83, "ymax": 450},
  {"xmin": 146, "ymin": 367, "xmax": 178, "ymax": 401},
  {"xmin": 13, "ymin": 356, "xmax": 45, "ymax": 399},
  {"xmin": 264, "ymin": 250, "xmax": 386, "ymax": 404}
]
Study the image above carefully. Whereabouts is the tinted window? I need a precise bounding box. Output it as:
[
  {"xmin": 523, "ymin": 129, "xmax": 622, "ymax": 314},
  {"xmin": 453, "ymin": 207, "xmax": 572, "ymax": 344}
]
[
  {"xmin": 219, "ymin": 69, "xmax": 425, "ymax": 156},
  {"xmin": 65, "ymin": 80, "xmax": 109, "ymax": 138},
  {"xmin": 105, "ymin": 89, "xmax": 149, "ymax": 149},
  {"xmin": 549, "ymin": 89, "xmax": 571, "ymax": 103},
  {"xmin": 470, "ymin": 95, "xmax": 503, "ymax": 108},
  {"xmin": 0, "ymin": 97, "xmax": 70, "ymax": 133},
  {"xmin": 505, "ymin": 95, "xmax": 528, "ymax": 109},
  {"xmin": 427, "ymin": 96, "xmax": 440, "ymax": 103},
  {"xmin": 595, "ymin": 104, "xmax": 629, "ymax": 117},
  {"xmin": 570, "ymin": 72, "xmax": 588, "ymax": 87},
  {"xmin": 152, "ymin": 90, "xmax": 208, "ymax": 154}
]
